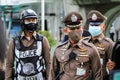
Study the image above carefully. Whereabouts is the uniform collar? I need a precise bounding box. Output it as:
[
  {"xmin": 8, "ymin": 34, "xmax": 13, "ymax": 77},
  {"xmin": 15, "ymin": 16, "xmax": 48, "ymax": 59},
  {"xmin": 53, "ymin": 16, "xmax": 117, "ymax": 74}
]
[
  {"xmin": 90, "ymin": 33, "xmax": 104, "ymax": 43},
  {"xmin": 96, "ymin": 33, "xmax": 104, "ymax": 42},
  {"xmin": 65, "ymin": 40, "xmax": 82, "ymax": 49},
  {"xmin": 20, "ymin": 31, "xmax": 37, "ymax": 40}
]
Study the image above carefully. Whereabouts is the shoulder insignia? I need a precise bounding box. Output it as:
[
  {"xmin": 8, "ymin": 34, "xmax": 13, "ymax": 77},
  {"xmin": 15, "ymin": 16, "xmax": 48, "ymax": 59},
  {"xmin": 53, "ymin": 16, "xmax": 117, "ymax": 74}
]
[
  {"xmin": 82, "ymin": 37, "xmax": 91, "ymax": 41},
  {"xmin": 62, "ymin": 43, "xmax": 69, "ymax": 49},
  {"xmin": 56, "ymin": 41, "xmax": 68, "ymax": 48},
  {"xmin": 95, "ymin": 43, "xmax": 105, "ymax": 50},
  {"xmin": 81, "ymin": 40, "xmax": 94, "ymax": 48}
]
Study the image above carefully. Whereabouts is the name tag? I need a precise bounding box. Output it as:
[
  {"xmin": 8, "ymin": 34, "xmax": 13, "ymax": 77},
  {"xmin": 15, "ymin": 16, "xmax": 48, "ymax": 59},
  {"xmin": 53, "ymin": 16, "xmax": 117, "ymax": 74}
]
[{"xmin": 76, "ymin": 68, "xmax": 86, "ymax": 76}]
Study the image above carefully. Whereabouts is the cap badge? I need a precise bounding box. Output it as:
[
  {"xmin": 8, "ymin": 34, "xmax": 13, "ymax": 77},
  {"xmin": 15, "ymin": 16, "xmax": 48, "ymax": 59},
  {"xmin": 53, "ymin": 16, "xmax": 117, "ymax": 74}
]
[
  {"xmin": 71, "ymin": 14, "xmax": 77, "ymax": 22},
  {"xmin": 92, "ymin": 13, "xmax": 97, "ymax": 20}
]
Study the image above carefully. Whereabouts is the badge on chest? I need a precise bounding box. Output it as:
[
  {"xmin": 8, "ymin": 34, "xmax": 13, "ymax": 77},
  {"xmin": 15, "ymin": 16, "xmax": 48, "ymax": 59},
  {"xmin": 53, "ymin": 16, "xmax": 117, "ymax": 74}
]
[
  {"xmin": 76, "ymin": 62, "xmax": 86, "ymax": 76},
  {"xmin": 76, "ymin": 68, "xmax": 86, "ymax": 76}
]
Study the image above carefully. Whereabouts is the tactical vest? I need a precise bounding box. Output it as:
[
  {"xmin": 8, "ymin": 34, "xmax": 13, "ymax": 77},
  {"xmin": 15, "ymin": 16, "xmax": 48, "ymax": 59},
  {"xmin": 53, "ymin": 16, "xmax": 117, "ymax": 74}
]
[{"xmin": 13, "ymin": 34, "xmax": 44, "ymax": 80}]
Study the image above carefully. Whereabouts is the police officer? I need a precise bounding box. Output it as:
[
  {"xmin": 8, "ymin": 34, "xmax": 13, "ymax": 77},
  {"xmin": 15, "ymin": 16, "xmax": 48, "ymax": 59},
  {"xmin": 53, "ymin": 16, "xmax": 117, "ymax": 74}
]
[
  {"xmin": 5, "ymin": 9, "xmax": 51, "ymax": 80},
  {"xmin": 87, "ymin": 10, "xmax": 114, "ymax": 80},
  {"xmin": 52, "ymin": 12, "xmax": 102, "ymax": 80}
]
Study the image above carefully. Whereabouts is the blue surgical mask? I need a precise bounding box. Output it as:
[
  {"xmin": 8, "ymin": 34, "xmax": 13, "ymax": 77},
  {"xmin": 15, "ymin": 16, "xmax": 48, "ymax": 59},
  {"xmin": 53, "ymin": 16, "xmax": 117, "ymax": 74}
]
[{"xmin": 88, "ymin": 25, "xmax": 102, "ymax": 37}]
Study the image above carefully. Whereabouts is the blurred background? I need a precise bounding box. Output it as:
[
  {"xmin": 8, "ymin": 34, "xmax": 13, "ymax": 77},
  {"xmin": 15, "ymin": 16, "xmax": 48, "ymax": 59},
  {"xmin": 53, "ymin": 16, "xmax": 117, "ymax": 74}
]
[{"xmin": 0, "ymin": 0, "xmax": 120, "ymax": 79}]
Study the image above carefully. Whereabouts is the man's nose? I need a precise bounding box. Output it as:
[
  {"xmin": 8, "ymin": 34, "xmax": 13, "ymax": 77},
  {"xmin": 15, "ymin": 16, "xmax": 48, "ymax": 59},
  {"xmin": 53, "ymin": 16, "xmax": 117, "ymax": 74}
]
[{"xmin": 29, "ymin": 20, "xmax": 33, "ymax": 22}]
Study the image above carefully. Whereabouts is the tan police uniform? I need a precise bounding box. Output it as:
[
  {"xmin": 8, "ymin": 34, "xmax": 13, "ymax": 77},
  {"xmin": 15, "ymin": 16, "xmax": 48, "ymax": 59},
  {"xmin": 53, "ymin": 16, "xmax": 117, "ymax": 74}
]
[
  {"xmin": 87, "ymin": 10, "xmax": 114, "ymax": 80},
  {"xmin": 52, "ymin": 39, "xmax": 102, "ymax": 80},
  {"xmin": 52, "ymin": 11, "xmax": 102, "ymax": 80}
]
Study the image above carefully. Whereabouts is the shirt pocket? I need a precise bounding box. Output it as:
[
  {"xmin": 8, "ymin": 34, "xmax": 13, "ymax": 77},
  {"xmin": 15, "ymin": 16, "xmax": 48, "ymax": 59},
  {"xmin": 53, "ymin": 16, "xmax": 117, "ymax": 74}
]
[
  {"xmin": 77, "ymin": 54, "xmax": 89, "ymax": 62},
  {"xmin": 76, "ymin": 54, "xmax": 90, "ymax": 69}
]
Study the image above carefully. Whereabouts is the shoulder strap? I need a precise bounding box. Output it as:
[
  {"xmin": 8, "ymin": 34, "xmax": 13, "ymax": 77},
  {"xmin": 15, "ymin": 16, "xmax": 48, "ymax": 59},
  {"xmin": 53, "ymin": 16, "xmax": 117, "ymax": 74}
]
[
  {"xmin": 13, "ymin": 36, "xmax": 21, "ymax": 50},
  {"xmin": 36, "ymin": 33, "xmax": 43, "ymax": 41}
]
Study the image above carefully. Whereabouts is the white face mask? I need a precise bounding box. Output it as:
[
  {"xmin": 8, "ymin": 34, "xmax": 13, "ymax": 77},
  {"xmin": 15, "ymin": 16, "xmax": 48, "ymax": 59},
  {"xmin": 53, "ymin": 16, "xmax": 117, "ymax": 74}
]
[{"xmin": 88, "ymin": 25, "xmax": 102, "ymax": 37}]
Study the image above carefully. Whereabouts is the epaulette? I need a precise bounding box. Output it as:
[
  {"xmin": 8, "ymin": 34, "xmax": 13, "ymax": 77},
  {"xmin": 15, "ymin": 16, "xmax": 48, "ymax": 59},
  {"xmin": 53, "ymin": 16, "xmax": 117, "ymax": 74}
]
[
  {"xmin": 56, "ymin": 41, "xmax": 68, "ymax": 48},
  {"xmin": 36, "ymin": 33, "xmax": 43, "ymax": 41},
  {"xmin": 81, "ymin": 39, "xmax": 96, "ymax": 48},
  {"xmin": 103, "ymin": 37, "xmax": 113, "ymax": 43},
  {"xmin": 13, "ymin": 35, "xmax": 21, "ymax": 50},
  {"xmin": 82, "ymin": 36, "xmax": 91, "ymax": 42}
]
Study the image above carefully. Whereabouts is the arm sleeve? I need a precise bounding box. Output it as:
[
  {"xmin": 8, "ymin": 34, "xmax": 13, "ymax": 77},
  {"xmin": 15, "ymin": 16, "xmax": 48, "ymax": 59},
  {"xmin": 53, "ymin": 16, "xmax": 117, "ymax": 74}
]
[
  {"xmin": 52, "ymin": 50, "xmax": 60, "ymax": 80},
  {"xmin": 5, "ymin": 39, "xmax": 14, "ymax": 80},
  {"xmin": 42, "ymin": 36, "xmax": 51, "ymax": 79},
  {"xmin": 106, "ymin": 41, "xmax": 114, "ymax": 59},
  {"xmin": 90, "ymin": 47, "xmax": 102, "ymax": 80}
]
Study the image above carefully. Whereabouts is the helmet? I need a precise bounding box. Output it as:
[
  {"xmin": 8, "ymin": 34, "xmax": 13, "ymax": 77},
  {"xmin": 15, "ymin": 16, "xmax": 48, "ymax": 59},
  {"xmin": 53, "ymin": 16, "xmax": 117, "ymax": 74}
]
[{"xmin": 20, "ymin": 9, "xmax": 38, "ymax": 32}]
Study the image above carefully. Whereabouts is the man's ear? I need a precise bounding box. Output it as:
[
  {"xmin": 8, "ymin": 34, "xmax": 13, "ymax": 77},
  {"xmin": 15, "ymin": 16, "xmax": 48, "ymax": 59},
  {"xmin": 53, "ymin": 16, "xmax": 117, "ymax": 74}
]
[
  {"xmin": 100, "ymin": 23, "xmax": 105, "ymax": 31},
  {"xmin": 63, "ymin": 27, "xmax": 69, "ymax": 35}
]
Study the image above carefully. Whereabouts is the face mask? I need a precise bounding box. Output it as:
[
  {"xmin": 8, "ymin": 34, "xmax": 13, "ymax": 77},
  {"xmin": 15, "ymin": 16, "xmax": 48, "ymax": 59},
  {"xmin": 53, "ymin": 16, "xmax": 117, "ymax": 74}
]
[
  {"xmin": 23, "ymin": 22, "xmax": 38, "ymax": 32},
  {"xmin": 68, "ymin": 31, "xmax": 80, "ymax": 43},
  {"xmin": 88, "ymin": 25, "xmax": 102, "ymax": 37}
]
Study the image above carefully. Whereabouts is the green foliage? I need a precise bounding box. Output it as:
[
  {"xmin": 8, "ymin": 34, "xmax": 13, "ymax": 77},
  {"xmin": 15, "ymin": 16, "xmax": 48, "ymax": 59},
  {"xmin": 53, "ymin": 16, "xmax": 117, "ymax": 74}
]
[{"xmin": 38, "ymin": 30, "xmax": 56, "ymax": 47}]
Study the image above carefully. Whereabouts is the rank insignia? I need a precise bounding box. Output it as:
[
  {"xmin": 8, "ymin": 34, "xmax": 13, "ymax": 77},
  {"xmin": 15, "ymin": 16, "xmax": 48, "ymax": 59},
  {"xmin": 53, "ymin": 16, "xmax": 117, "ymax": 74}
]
[
  {"xmin": 62, "ymin": 44, "xmax": 69, "ymax": 50},
  {"xmin": 78, "ymin": 54, "xmax": 89, "ymax": 57},
  {"xmin": 96, "ymin": 43, "xmax": 105, "ymax": 50},
  {"xmin": 78, "ymin": 48, "xmax": 87, "ymax": 52},
  {"xmin": 97, "ymin": 43, "xmax": 105, "ymax": 48},
  {"xmin": 78, "ymin": 48, "xmax": 87, "ymax": 55}
]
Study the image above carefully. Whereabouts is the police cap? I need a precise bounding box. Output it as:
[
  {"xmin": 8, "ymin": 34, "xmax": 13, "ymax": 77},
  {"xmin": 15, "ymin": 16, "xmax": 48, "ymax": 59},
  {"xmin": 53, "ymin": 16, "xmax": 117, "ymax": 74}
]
[
  {"xmin": 87, "ymin": 10, "xmax": 107, "ymax": 26},
  {"xmin": 62, "ymin": 12, "xmax": 83, "ymax": 28}
]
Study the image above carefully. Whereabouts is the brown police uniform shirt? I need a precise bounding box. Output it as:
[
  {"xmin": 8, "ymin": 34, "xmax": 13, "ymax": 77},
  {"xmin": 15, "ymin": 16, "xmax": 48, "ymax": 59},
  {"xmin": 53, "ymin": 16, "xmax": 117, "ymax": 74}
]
[
  {"xmin": 89, "ymin": 33, "xmax": 114, "ymax": 76},
  {"xmin": 52, "ymin": 39, "xmax": 102, "ymax": 80},
  {"xmin": 5, "ymin": 32, "xmax": 51, "ymax": 80}
]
